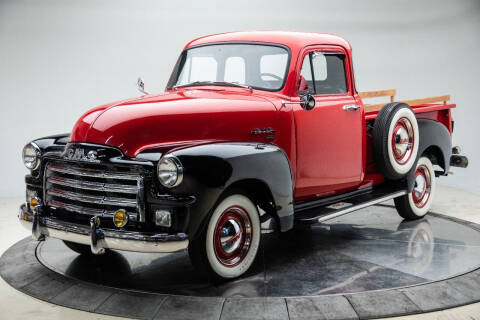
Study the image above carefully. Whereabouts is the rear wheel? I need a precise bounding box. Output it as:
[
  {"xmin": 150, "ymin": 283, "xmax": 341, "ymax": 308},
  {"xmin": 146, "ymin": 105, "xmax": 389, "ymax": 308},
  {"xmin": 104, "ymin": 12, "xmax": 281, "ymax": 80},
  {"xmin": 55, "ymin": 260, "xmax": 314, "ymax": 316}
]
[
  {"xmin": 188, "ymin": 194, "xmax": 261, "ymax": 282},
  {"xmin": 394, "ymin": 157, "xmax": 436, "ymax": 220}
]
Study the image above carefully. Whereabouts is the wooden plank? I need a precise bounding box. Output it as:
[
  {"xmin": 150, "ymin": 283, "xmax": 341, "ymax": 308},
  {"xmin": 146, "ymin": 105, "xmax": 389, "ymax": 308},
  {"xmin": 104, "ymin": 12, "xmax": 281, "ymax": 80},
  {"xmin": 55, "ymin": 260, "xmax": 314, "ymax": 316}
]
[
  {"xmin": 402, "ymin": 95, "xmax": 450, "ymax": 106},
  {"xmin": 358, "ymin": 89, "xmax": 396, "ymax": 101},
  {"xmin": 364, "ymin": 95, "xmax": 450, "ymax": 113},
  {"xmin": 365, "ymin": 103, "xmax": 456, "ymax": 120}
]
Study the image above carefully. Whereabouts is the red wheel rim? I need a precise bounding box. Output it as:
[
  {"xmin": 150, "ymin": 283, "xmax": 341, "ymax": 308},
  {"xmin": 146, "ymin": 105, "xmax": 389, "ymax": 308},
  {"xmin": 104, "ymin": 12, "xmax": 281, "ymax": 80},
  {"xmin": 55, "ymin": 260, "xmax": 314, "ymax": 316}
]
[
  {"xmin": 213, "ymin": 206, "xmax": 253, "ymax": 267},
  {"xmin": 391, "ymin": 117, "xmax": 415, "ymax": 165},
  {"xmin": 412, "ymin": 164, "xmax": 432, "ymax": 208}
]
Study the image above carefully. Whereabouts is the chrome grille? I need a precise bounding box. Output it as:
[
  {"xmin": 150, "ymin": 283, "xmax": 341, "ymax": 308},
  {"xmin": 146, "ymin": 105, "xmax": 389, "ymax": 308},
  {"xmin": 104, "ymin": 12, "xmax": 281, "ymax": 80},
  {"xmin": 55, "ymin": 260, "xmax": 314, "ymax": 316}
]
[{"xmin": 44, "ymin": 162, "xmax": 145, "ymax": 222}]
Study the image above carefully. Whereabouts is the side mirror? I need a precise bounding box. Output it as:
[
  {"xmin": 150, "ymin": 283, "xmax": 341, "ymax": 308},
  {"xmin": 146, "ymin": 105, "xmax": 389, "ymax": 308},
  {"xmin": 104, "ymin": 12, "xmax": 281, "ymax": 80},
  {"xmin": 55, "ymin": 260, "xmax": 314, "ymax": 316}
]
[
  {"xmin": 137, "ymin": 77, "xmax": 148, "ymax": 95},
  {"xmin": 300, "ymin": 93, "xmax": 315, "ymax": 110}
]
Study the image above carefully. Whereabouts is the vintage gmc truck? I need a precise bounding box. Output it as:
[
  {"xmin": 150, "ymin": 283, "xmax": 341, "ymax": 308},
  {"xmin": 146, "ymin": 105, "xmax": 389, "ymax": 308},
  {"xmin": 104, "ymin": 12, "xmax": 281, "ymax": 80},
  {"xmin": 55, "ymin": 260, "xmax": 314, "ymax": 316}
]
[{"xmin": 19, "ymin": 31, "xmax": 468, "ymax": 281}]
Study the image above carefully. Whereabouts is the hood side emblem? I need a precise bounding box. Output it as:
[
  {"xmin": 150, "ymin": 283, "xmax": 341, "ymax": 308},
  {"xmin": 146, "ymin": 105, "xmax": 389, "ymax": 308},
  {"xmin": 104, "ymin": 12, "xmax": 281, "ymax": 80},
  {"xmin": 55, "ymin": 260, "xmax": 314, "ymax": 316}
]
[{"xmin": 251, "ymin": 128, "xmax": 277, "ymax": 140}]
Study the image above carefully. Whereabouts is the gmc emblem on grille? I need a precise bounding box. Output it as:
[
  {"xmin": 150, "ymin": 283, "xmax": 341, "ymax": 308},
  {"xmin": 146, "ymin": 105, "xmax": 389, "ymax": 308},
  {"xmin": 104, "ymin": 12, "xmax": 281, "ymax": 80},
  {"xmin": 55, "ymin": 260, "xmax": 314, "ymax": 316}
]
[{"xmin": 64, "ymin": 147, "xmax": 100, "ymax": 163}]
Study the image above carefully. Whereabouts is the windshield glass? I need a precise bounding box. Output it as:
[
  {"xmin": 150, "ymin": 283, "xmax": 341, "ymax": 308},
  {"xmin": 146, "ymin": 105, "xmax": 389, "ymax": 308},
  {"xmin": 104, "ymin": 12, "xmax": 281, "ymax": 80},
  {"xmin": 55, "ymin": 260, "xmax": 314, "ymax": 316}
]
[{"xmin": 169, "ymin": 44, "xmax": 290, "ymax": 91}]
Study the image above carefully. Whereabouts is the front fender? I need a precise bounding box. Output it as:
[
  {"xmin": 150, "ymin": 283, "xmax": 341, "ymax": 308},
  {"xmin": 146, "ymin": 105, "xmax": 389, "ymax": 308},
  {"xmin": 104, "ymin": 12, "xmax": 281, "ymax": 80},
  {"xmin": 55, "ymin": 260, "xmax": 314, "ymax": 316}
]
[{"xmin": 169, "ymin": 142, "xmax": 294, "ymax": 239}]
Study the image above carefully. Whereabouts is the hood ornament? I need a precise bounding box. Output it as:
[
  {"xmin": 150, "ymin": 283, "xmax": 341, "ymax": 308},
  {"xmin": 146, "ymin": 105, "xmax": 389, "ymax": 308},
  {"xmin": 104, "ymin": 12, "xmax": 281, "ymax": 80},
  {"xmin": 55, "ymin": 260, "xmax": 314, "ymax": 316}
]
[{"xmin": 137, "ymin": 77, "xmax": 149, "ymax": 95}]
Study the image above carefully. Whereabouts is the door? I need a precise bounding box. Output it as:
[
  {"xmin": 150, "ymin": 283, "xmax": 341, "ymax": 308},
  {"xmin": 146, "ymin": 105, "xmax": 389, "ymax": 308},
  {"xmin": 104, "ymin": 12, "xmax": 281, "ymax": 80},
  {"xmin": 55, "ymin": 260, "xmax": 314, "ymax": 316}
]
[{"xmin": 294, "ymin": 47, "xmax": 363, "ymax": 201}]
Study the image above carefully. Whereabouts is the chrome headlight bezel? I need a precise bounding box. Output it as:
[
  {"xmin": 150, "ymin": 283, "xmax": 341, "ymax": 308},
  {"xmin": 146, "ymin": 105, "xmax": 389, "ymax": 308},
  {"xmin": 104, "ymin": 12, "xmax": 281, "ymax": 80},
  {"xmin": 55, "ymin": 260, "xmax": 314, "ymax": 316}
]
[
  {"xmin": 157, "ymin": 155, "xmax": 183, "ymax": 188},
  {"xmin": 22, "ymin": 142, "xmax": 41, "ymax": 170}
]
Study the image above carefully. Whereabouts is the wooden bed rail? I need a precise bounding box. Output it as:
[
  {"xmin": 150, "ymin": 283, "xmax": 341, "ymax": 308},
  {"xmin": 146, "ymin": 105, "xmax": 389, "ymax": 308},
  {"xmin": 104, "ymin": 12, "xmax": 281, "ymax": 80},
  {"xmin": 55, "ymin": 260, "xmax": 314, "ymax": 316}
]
[
  {"xmin": 359, "ymin": 89, "xmax": 396, "ymax": 102},
  {"xmin": 359, "ymin": 89, "xmax": 450, "ymax": 113}
]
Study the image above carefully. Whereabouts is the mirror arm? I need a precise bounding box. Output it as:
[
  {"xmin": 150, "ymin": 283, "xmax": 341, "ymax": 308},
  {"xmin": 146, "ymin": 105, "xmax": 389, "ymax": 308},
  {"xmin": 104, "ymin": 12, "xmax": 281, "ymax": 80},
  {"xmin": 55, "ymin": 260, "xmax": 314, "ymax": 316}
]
[
  {"xmin": 281, "ymin": 100, "xmax": 303, "ymax": 108},
  {"xmin": 281, "ymin": 94, "xmax": 315, "ymax": 110}
]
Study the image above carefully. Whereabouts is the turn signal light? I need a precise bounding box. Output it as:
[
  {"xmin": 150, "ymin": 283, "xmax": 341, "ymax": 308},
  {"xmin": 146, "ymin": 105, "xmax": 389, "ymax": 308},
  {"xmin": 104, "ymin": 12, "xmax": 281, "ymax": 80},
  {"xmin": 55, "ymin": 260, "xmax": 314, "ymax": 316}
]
[
  {"xmin": 29, "ymin": 197, "xmax": 41, "ymax": 211},
  {"xmin": 113, "ymin": 209, "xmax": 128, "ymax": 228}
]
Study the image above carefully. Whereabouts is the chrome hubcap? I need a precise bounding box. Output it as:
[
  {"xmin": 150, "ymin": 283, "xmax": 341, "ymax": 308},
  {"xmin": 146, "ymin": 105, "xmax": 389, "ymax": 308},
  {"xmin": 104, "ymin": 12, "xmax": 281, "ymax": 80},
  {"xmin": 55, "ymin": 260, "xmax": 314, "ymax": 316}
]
[
  {"xmin": 413, "ymin": 174, "xmax": 426, "ymax": 199},
  {"xmin": 214, "ymin": 206, "xmax": 252, "ymax": 267},
  {"xmin": 412, "ymin": 165, "xmax": 432, "ymax": 208},
  {"xmin": 395, "ymin": 127, "xmax": 409, "ymax": 155},
  {"xmin": 220, "ymin": 219, "xmax": 243, "ymax": 254},
  {"xmin": 392, "ymin": 117, "xmax": 414, "ymax": 164}
]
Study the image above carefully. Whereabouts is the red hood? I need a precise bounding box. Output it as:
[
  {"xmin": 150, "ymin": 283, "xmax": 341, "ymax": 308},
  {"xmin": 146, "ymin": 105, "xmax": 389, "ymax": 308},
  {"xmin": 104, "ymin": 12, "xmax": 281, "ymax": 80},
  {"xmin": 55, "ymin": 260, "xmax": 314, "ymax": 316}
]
[{"xmin": 70, "ymin": 89, "xmax": 278, "ymax": 157}]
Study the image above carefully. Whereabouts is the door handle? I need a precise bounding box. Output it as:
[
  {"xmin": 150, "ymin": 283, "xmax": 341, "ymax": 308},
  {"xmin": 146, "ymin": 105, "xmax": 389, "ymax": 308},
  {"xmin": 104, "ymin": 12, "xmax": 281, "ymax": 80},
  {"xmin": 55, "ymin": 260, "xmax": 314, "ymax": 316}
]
[{"xmin": 342, "ymin": 104, "xmax": 361, "ymax": 111}]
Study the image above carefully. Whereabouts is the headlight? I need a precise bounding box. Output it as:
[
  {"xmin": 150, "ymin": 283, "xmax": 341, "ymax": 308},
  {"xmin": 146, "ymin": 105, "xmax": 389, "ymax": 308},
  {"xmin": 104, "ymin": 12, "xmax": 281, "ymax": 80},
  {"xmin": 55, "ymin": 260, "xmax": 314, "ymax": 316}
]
[
  {"xmin": 157, "ymin": 155, "xmax": 183, "ymax": 188},
  {"xmin": 22, "ymin": 142, "xmax": 41, "ymax": 170}
]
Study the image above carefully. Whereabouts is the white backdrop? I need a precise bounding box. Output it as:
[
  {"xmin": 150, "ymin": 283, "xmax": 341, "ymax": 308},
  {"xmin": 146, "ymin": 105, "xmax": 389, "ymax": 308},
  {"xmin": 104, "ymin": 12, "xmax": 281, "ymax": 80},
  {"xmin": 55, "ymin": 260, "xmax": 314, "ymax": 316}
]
[{"xmin": 1, "ymin": 0, "xmax": 479, "ymax": 197}]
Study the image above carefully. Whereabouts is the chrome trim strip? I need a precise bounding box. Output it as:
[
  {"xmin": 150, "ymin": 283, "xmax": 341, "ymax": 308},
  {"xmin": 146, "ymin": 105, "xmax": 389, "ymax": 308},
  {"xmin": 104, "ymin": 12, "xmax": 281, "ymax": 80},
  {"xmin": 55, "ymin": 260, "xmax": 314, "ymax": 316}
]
[
  {"xmin": 137, "ymin": 177, "xmax": 145, "ymax": 223},
  {"xmin": 29, "ymin": 142, "xmax": 42, "ymax": 171},
  {"xmin": 48, "ymin": 163, "xmax": 141, "ymax": 181},
  {"xmin": 47, "ymin": 176, "xmax": 138, "ymax": 194},
  {"xmin": 19, "ymin": 204, "xmax": 188, "ymax": 253},
  {"xmin": 317, "ymin": 190, "xmax": 408, "ymax": 223},
  {"xmin": 47, "ymin": 188, "xmax": 137, "ymax": 208},
  {"xmin": 48, "ymin": 199, "xmax": 137, "ymax": 221}
]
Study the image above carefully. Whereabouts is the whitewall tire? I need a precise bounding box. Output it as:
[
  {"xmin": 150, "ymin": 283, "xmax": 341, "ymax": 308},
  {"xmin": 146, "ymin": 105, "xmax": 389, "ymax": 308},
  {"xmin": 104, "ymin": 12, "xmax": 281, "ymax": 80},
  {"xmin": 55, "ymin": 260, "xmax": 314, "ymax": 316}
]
[
  {"xmin": 373, "ymin": 103, "xmax": 419, "ymax": 180},
  {"xmin": 394, "ymin": 157, "xmax": 436, "ymax": 220},
  {"xmin": 189, "ymin": 194, "xmax": 261, "ymax": 281}
]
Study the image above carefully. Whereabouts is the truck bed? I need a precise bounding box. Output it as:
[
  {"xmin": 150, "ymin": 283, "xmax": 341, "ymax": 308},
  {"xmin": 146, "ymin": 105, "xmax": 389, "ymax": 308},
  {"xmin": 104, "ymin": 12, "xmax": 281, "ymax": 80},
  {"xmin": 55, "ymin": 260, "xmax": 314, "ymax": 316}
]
[{"xmin": 360, "ymin": 89, "xmax": 456, "ymax": 121}]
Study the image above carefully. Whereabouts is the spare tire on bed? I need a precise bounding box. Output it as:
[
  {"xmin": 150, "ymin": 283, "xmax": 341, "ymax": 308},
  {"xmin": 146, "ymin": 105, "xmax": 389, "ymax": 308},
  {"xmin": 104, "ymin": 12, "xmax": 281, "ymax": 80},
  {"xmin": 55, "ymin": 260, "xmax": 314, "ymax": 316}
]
[{"xmin": 372, "ymin": 102, "xmax": 419, "ymax": 180}]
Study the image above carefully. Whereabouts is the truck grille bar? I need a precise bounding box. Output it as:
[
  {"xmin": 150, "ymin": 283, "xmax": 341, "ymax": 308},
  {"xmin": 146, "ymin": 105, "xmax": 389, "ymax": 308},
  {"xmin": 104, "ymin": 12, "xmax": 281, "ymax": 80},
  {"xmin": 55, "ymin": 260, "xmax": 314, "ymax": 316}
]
[
  {"xmin": 44, "ymin": 162, "xmax": 145, "ymax": 222},
  {"xmin": 47, "ymin": 163, "xmax": 141, "ymax": 181},
  {"xmin": 48, "ymin": 200, "xmax": 112, "ymax": 217},
  {"xmin": 47, "ymin": 175, "xmax": 138, "ymax": 194},
  {"xmin": 47, "ymin": 188, "xmax": 138, "ymax": 207}
]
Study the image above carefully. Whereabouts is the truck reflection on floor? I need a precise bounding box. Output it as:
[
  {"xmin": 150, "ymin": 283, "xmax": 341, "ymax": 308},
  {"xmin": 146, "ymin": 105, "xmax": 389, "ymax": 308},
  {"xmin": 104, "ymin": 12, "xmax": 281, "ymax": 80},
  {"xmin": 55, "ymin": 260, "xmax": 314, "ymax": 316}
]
[{"xmin": 37, "ymin": 209, "xmax": 478, "ymax": 298}]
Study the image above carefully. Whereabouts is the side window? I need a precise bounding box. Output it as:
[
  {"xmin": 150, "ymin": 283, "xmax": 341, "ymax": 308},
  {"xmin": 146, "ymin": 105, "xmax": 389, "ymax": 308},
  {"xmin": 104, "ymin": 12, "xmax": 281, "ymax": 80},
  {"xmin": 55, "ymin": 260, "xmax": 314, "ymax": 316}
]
[
  {"xmin": 298, "ymin": 52, "xmax": 348, "ymax": 95},
  {"xmin": 311, "ymin": 53, "xmax": 327, "ymax": 81},
  {"xmin": 299, "ymin": 55, "xmax": 313, "ymax": 94}
]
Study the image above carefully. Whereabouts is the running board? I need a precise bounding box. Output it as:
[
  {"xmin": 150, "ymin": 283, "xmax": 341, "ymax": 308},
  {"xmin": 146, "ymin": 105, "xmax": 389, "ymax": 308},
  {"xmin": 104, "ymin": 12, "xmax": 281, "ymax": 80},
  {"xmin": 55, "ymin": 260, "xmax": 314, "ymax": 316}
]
[{"xmin": 294, "ymin": 188, "xmax": 408, "ymax": 224}]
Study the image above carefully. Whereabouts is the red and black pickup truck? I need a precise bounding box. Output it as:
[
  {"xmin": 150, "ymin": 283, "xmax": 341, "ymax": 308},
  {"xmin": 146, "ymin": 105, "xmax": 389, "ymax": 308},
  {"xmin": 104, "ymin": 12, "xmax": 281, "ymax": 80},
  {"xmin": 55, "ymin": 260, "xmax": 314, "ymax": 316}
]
[{"xmin": 19, "ymin": 31, "xmax": 468, "ymax": 281}]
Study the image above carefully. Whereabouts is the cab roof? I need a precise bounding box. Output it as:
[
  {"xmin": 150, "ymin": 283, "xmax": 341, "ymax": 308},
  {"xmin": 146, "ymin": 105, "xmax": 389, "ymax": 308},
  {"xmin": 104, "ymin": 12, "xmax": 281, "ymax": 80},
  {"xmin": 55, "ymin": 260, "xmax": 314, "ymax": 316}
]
[{"xmin": 184, "ymin": 31, "xmax": 352, "ymax": 53}]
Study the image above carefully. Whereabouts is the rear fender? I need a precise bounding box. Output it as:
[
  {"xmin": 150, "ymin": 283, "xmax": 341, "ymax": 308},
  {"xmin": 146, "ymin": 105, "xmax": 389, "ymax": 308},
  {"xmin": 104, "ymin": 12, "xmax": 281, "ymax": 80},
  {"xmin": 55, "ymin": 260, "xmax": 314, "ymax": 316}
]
[{"xmin": 406, "ymin": 119, "xmax": 452, "ymax": 192}]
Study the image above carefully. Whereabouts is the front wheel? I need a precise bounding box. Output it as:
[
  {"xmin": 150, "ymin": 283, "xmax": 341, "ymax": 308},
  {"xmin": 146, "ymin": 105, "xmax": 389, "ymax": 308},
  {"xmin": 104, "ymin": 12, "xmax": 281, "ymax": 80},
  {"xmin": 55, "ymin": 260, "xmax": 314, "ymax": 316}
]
[
  {"xmin": 188, "ymin": 194, "xmax": 261, "ymax": 282},
  {"xmin": 394, "ymin": 156, "xmax": 436, "ymax": 220}
]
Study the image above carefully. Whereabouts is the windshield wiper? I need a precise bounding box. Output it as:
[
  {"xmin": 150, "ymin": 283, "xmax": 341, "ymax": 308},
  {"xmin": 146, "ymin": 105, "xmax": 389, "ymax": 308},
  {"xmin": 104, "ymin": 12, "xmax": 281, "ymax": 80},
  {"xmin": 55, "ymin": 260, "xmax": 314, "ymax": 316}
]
[
  {"xmin": 173, "ymin": 81, "xmax": 212, "ymax": 89},
  {"xmin": 211, "ymin": 81, "xmax": 253, "ymax": 90},
  {"xmin": 173, "ymin": 81, "xmax": 252, "ymax": 91}
]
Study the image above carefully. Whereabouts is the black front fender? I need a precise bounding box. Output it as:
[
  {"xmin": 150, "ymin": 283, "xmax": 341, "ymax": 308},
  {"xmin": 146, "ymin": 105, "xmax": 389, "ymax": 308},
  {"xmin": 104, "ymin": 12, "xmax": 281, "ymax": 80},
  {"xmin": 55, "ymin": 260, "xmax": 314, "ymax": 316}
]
[{"xmin": 169, "ymin": 142, "xmax": 294, "ymax": 239}]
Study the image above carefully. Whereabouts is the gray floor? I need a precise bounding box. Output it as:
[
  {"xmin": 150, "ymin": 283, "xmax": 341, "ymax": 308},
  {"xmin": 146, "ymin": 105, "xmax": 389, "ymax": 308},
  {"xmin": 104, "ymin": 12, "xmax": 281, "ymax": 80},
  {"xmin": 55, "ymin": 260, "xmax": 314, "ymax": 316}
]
[
  {"xmin": 3, "ymin": 197, "xmax": 480, "ymax": 319},
  {"xmin": 1, "ymin": 184, "xmax": 480, "ymax": 319},
  {"xmin": 36, "ymin": 208, "xmax": 480, "ymax": 298}
]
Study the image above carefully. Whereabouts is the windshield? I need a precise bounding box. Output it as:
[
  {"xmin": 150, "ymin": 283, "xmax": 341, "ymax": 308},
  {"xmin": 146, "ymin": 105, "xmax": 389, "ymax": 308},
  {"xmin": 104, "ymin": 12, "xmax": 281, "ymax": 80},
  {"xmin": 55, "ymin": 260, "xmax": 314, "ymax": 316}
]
[{"xmin": 169, "ymin": 44, "xmax": 290, "ymax": 91}]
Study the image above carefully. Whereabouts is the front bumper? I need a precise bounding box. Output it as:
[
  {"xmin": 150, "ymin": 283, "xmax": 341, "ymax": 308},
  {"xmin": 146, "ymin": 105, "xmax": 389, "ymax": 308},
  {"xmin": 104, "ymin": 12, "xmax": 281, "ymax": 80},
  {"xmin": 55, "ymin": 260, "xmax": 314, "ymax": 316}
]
[{"xmin": 18, "ymin": 204, "xmax": 189, "ymax": 254}]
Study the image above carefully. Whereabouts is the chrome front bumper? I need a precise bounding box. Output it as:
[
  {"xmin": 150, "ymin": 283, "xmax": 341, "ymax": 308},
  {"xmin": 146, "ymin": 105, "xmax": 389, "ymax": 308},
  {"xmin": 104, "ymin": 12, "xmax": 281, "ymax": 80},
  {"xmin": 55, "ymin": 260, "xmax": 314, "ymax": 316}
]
[{"xmin": 18, "ymin": 204, "xmax": 188, "ymax": 254}]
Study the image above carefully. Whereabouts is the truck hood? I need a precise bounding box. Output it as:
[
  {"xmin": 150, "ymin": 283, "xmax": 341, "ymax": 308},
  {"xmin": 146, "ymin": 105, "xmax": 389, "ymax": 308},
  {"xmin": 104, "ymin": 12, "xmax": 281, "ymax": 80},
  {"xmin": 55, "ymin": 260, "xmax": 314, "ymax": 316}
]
[{"xmin": 70, "ymin": 89, "xmax": 277, "ymax": 157}]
